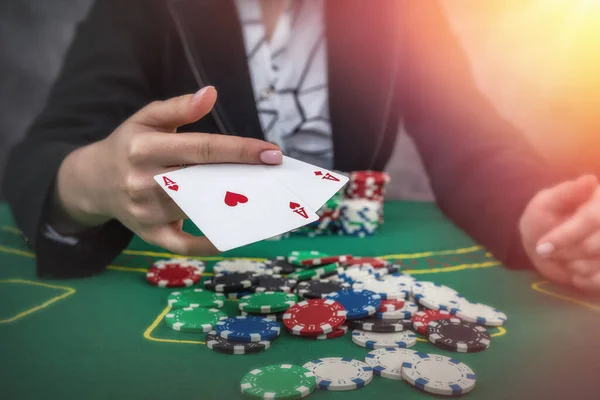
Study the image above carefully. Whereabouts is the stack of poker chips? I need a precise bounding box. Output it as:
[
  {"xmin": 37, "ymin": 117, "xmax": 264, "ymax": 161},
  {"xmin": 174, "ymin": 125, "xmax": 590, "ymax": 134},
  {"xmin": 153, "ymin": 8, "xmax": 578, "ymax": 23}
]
[
  {"xmin": 290, "ymin": 190, "xmax": 343, "ymax": 237},
  {"xmin": 337, "ymin": 199, "xmax": 382, "ymax": 237},
  {"xmin": 345, "ymin": 170, "xmax": 390, "ymax": 224}
]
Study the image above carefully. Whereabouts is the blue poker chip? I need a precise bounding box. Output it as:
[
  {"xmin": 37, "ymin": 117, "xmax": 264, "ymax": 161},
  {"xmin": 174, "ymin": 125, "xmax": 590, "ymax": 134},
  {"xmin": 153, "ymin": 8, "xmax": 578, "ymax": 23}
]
[
  {"xmin": 325, "ymin": 288, "xmax": 381, "ymax": 319},
  {"xmin": 215, "ymin": 316, "xmax": 281, "ymax": 342}
]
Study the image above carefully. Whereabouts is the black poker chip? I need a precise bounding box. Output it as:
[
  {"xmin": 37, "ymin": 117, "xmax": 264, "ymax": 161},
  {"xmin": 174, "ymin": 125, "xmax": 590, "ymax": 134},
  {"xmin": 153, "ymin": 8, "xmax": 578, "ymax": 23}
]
[
  {"xmin": 240, "ymin": 311, "xmax": 285, "ymax": 322},
  {"xmin": 264, "ymin": 257, "xmax": 297, "ymax": 275},
  {"xmin": 205, "ymin": 331, "xmax": 270, "ymax": 355},
  {"xmin": 296, "ymin": 279, "xmax": 349, "ymax": 299},
  {"xmin": 253, "ymin": 274, "xmax": 297, "ymax": 293},
  {"xmin": 345, "ymin": 316, "xmax": 411, "ymax": 332},
  {"xmin": 427, "ymin": 318, "xmax": 491, "ymax": 353},
  {"xmin": 203, "ymin": 272, "xmax": 259, "ymax": 293}
]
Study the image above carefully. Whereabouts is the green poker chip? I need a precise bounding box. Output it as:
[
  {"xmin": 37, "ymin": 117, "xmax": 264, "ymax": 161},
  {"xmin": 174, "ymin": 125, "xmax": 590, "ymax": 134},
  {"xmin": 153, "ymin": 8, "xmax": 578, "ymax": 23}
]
[
  {"xmin": 240, "ymin": 364, "xmax": 316, "ymax": 400},
  {"xmin": 287, "ymin": 263, "xmax": 338, "ymax": 281},
  {"xmin": 287, "ymin": 250, "xmax": 330, "ymax": 267},
  {"xmin": 167, "ymin": 288, "xmax": 226, "ymax": 309},
  {"xmin": 239, "ymin": 292, "xmax": 297, "ymax": 313},
  {"xmin": 164, "ymin": 307, "xmax": 227, "ymax": 333}
]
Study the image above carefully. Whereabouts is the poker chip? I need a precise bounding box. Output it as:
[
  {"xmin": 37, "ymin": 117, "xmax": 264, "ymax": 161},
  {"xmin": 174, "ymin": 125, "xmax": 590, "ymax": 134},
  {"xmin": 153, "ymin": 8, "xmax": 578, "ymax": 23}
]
[
  {"xmin": 239, "ymin": 292, "xmax": 297, "ymax": 313},
  {"xmin": 288, "ymin": 250, "xmax": 329, "ymax": 266},
  {"xmin": 325, "ymin": 288, "xmax": 381, "ymax": 319},
  {"xmin": 146, "ymin": 263, "xmax": 203, "ymax": 287},
  {"xmin": 337, "ymin": 265, "xmax": 374, "ymax": 283},
  {"xmin": 253, "ymin": 274, "xmax": 297, "ymax": 293},
  {"xmin": 216, "ymin": 316, "xmax": 281, "ymax": 342},
  {"xmin": 265, "ymin": 257, "xmax": 298, "ymax": 275},
  {"xmin": 241, "ymin": 311, "xmax": 285, "ymax": 322},
  {"xmin": 240, "ymin": 364, "xmax": 316, "ymax": 399},
  {"xmin": 352, "ymin": 277, "xmax": 410, "ymax": 300},
  {"xmin": 342, "ymin": 257, "xmax": 388, "ymax": 268},
  {"xmin": 364, "ymin": 347, "xmax": 419, "ymax": 380},
  {"xmin": 164, "ymin": 307, "xmax": 226, "ymax": 332},
  {"xmin": 212, "ymin": 259, "xmax": 266, "ymax": 274},
  {"xmin": 203, "ymin": 272, "xmax": 259, "ymax": 293},
  {"xmin": 345, "ymin": 316, "xmax": 410, "ymax": 332},
  {"xmin": 288, "ymin": 263, "xmax": 338, "ymax": 281},
  {"xmin": 379, "ymin": 272, "xmax": 417, "ymax": 285},
  {"xmin": 167, "ymin": 288, "xmax": 226, "ymax": 309},
  {"xmin": 304, "ymin": 325, "xmax": 348, "ymax": 340},
  {"xmin": 351, "ymin": 329, "xmax": 417, "ymax": 349},
  {"xmin": 374, "ymin": 300, "xmax": 419, "ymax": 319},
  {"xmin": 401, "ymin": 353, "xmax": 476, "ymax": 396},
  {"xmin": 205, "ymin": 331, "xmax": 270, "ymax": 355},
  {"xmin": 454, "ymin": 301, "xmax": 507, "ymax": 326},
  {"xmin": 299, "ymin": 254, "xmax": 353, "ymax": 267},
  {"xmin": 379, "ymin": 299, "xmax": 405, "ymax": 312},
  {"xmin": 412, "ymin": 310, "xmax": 453, "ymax": 335},
  {"xmin": 302, "ymin": 357, "xmax": 373, "ymax": 391},
  {"xmin": 283, "ymin": 299, "xmax": 347, "ymax": 335},
  {"xmin": 427, "ymin": 318, "xmax": 491, "ymax": 353},
  {"xmin": 153, "ymin": 258, "xmax": 205, "ymax": 270},
  {"xmin": 350, "ymin": 170, "xmax": 391, "ymax": 185},
  {"xmin": 296, "ymin": 279, "xmax": 348, "ymax": 299},
  {"xmin": 413, "ymin": 282, "xmax": 466, "ymax": 312}
]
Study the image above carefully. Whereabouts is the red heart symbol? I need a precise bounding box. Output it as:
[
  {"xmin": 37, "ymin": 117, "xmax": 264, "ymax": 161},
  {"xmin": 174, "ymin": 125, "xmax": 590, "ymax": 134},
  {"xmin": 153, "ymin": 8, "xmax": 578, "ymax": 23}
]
[
  {"xmin": 224, "ymin": 191, "xmax": 249, "ymax": 207},
  {"xmin": 167, "ymin": 184, "xmax": 179, "ymax": 192},
  {"xmin": 289, "ymin": 202, "xmax": 300, "ymax": 210}
]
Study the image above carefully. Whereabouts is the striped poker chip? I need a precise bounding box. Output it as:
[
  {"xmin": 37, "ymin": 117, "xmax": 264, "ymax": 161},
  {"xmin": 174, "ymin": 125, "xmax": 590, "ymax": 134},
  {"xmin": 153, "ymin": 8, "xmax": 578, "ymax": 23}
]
[
  {"xmin": 352, "ymin": 277, "xmax": 410, "ymax": 300},
  {"xmin": 253, "ymin": 273, "xmax": 297, "ymax": 293},
  {"xmin": 146, "ymin": 263, "xmax": 203, "ymax": 288},
  {"xmin": 401, "ymin": 353, "xmax": 476, "ymax": 396},
  {"xmin": 345, "ymin": 316, "xmax": 411, "ymax": 332},
  {"xmin": 283, "ymin": 299, "xmax": 347, "ymax": 336},
  {"xmin": 351, "ymin": 329, "xmax": 417, "ymax": 349},
  {"xmin": 374, "ymin": 300, "xmax": 419, "ymax": 320},
  {"xmin": 364, "ymin": 347, "xmax": 419, "ymax": 380},
  {"xmin": 454, "ymin": 301, "xmax": 507, "ymax": 326},
  {"xmin": 427, "ymin": 318, "xmax": 491, "ymax": 353},
  {"xmin": 300, "ymin": 254, "xmax": 354, "ymax": 266},
  {"xmin": 303, "ymin": 357, "xmax": 373, "ymax": 391},
  {"xmin": 325, "ymin": 288, "xmax": 381, "ymax": 319},
  {"xmin": 412, "ymin": 282, "xmax": 466, "ymax": 312},
  {"xmin": 215, "ymin": 316, "xmax": 281, "ymax": 342},
  {"xmin": 412, "ymin": 310, "xmax": 453, "ymax": 335},
  {"xmin": 205, "ymin": 331, "xmax": 270, "ymax": 355},
  {"xmin": 203, "ymin": 272, "xmax": 259, "ymax": 293},
  {"xmin": 164, "ymin": 307, "xmax": 226, "ymax": 333}
]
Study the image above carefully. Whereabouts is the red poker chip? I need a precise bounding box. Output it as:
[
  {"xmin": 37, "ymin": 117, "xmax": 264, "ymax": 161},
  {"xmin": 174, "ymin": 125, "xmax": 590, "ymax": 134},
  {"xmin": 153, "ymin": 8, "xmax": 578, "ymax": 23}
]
[
  {"xmin": 412, "ymin": 310, "xmax": 454, "ymax": 335},
  {"xmin": 300, "ymin": 254, "xmax": 354, "ymax": 267},
  {"xmin": 350, "ymin": 170, "xmax": 391, "ymax": 185},
  {"xmin": 146, "ymin": 264, "xmax": 202, "ymax": 287},
  {"xmin": 302, "ymin": 325, "xmax": 348, "ymax": 340},
  {"xmin": 283, "ymin": 299, "xmax": 347, "ymax": 336},
  {"xmin": 342, "ymin": 257, "xmax": 389, "ymax": 269},
  {"xmin": 379, "ymin": 299, "xmax": 405, "ymax": 312}
]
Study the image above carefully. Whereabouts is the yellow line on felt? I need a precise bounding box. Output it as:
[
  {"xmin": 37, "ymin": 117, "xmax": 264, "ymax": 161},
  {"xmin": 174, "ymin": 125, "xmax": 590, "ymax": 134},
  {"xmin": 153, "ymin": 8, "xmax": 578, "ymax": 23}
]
[
  {"xmin": 0, "ymin": 279, "xmax": 76, "ymax": 323},
  {"xmin": 1, "ymin": 226, "xmax": 21, "ymax": 234},
  {"xmin": 0, "ymin": 245, "xmax": 34, "ymax": 258},
  {"xmin": 143, "ymin": 304, "xmax": 206, "ymax": 345},
  {"xmin": 531, "ymin": 280, "xmax": 600, "ymax": 312},
  {"xmin": 380, "ymin": 245, "xmax": 483, "ymax": 260},
  {"xmin": 403, "ymin": 261, "xmax": 500, "ymax": 275}
]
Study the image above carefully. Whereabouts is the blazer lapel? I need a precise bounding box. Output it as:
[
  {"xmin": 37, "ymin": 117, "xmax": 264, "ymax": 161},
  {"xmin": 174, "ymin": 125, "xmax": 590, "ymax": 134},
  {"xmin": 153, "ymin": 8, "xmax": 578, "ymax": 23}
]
[
  {"xmin": 325, "ymin": 0, "xmax": 400, "ymax": 171},
  {"xmin": 167, "ymin": 0, "xmax": 264, "ymax": 139}
]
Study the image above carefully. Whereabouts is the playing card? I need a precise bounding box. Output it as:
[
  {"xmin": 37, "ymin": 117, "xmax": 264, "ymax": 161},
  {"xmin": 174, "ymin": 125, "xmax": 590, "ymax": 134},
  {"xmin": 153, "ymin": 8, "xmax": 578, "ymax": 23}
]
[
  {"xmin": 154, "ymin": 164, "xmax": 319, "ymax": 251},
  {"xmin": 266, "ymin": 156, "xmax": 349, "ymax": 210}
]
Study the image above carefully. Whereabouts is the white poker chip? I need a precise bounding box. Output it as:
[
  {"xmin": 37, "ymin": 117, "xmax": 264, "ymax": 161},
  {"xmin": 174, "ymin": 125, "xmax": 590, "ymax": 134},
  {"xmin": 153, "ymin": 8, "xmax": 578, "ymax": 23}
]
[
  {"xmin": 412, "ymin": 282, "xmax": 466, "ymax": 311},
  {"xmin": 338, "ymin": 265, "xmax": 374, "ymax": 283},
  {"xmin": 454, "ymin": 301, "xmax": 507, "ymax": 326},
  {"xmin": 213, "ymin": 259, "xmax": 266, "ymax": 274},
  {"xmin": 353, "ymin": 278, "xmax": 410, "ymax": 300},
  {"xmin": 374, "ymin": 300, "xmax": 419, "ymax": 319},
  {"xmin": 351, "ymin": 329, "xmax": 417, "ymax": 349},
  {"xmin": 379, "ymin": 273, "xmax": 417, "ymax": 285},
  {"xmin": 364, "ymin": 348, "xmax": 419, "ymax": 380},
  {"xmin": 401, "ymin": 353, "xmax": 477, "ymax": 396},
  {"xmin": 302, "ymin": 357, "xmax": 373, "ymax": 391}
]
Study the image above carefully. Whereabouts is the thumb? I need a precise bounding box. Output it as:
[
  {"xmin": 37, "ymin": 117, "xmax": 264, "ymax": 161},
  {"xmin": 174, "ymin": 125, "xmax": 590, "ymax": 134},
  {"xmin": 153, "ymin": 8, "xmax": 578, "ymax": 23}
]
[
  {"xmin": 131, "ymin": 86, "xmax": 218, "ymax": 132},
  {"xmin": 535, "ymin": 175, "xmax": 597, "ymax": 215}
]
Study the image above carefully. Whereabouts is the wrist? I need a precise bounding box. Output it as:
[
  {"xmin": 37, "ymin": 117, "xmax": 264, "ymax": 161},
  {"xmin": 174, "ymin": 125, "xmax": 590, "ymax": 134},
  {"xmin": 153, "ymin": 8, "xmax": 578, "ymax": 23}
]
[{"xmin": 51, "ymin": 142, "xmax": 111, "ymax": 229}]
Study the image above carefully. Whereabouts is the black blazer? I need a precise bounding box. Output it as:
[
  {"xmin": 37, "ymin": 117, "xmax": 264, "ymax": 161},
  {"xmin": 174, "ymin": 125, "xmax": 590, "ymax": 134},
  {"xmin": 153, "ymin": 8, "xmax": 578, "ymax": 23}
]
[{"xmin": 3, "ymin": 0, "xmax": 559, "ymax": 278}]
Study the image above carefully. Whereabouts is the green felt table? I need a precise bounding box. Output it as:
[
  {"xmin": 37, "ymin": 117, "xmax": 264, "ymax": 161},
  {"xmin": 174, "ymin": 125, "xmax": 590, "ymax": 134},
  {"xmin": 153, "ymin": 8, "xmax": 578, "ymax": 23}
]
[{"xmin": 1, "ymin": 201, "xmax": 600, "ymax": 399}]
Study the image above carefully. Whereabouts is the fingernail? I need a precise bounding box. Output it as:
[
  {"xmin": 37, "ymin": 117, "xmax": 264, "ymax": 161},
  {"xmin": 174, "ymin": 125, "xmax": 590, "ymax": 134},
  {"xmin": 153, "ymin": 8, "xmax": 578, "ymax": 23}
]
[
  {"xmin": 259, "ymin": 150, "xmax": 283, "ymax": 164},
  {"xmin": 192, "ymin": 86, "xmax": 212, "ymax": 103},
  {"xmin": 536, "ymin": 242, "xmax": 555, "ymax": 256}
]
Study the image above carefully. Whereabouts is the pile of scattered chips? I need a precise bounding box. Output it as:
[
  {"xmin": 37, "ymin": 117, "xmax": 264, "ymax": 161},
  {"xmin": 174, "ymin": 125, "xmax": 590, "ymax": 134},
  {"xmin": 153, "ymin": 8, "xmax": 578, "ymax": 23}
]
[{"xmin": 148, "ymin": 251, "xmax": 507, "ymax": 397}]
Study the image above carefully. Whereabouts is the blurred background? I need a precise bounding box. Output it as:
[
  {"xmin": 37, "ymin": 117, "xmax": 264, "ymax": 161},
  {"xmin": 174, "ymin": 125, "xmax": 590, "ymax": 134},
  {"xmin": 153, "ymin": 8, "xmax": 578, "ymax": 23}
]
[{"xmin": 1, "ymin": 0, "xmax": 599, "ymax": 200}]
